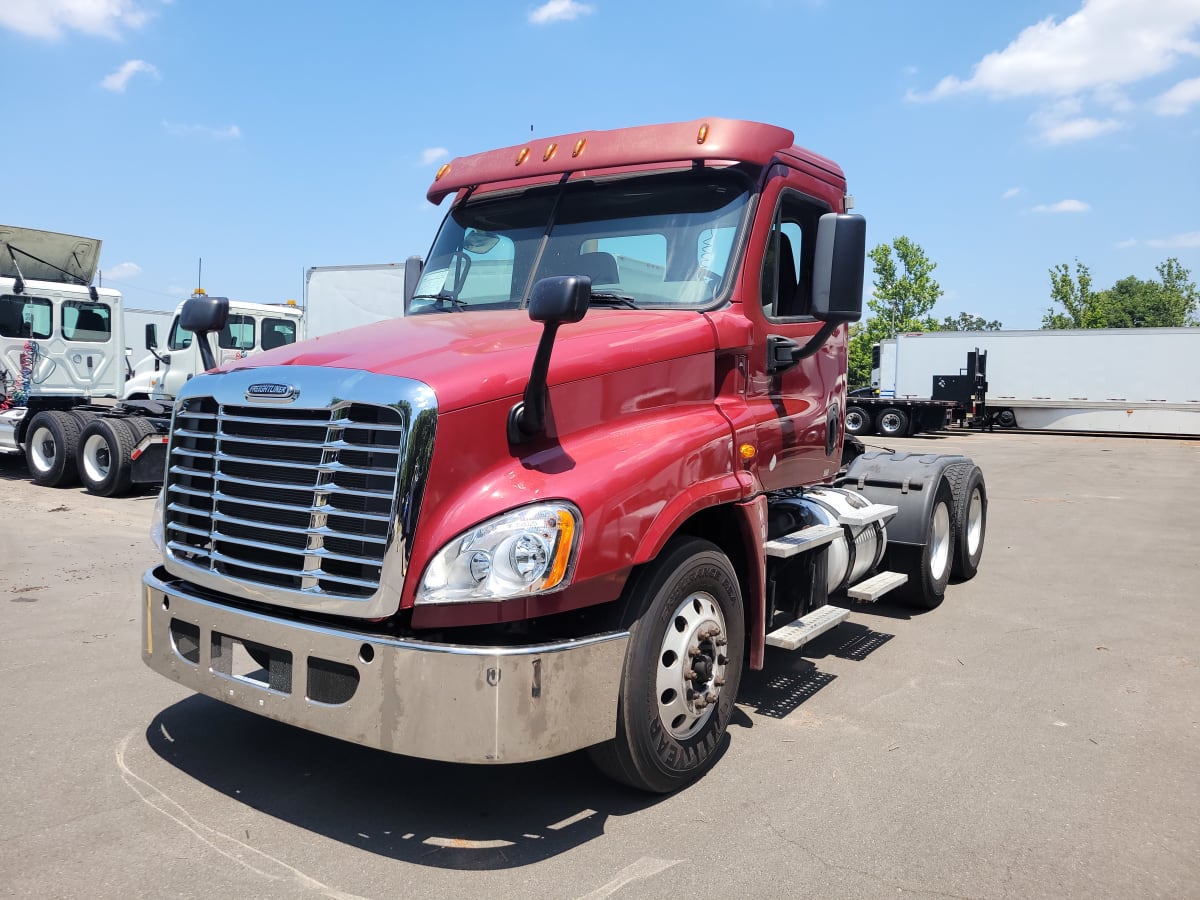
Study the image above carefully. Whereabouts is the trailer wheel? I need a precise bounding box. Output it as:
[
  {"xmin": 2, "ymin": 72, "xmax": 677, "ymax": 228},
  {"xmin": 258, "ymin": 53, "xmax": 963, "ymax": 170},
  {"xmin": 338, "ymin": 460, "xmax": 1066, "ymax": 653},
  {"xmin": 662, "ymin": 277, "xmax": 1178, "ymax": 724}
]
[
  {"xmin": 845, "ymin": 406, "xmax": 872, "ymax": 436},
  {"xmin": 945, "ymin": 464, "xmax": 986, "ymax": 580},
  {"xmin": 24, "ymin": 411, "xmax": 82, "ymax": 487},
  {"xmin": 876, "ymin": 407, "xmax": 909, "ymax": 437},
  {"xmin": 893, "ymin": 481, "xmax": 954, "ymax": 610},
  {"xmin": 996, "ymin": 409, "xmax": 1016, "ymax": 428},
  {"xmin": 588, "ymin": 537, "xmax": 744, "ymax": 793},
  {"xmin": 78, "ymin": 418, "xmax": 137, "ymax": 497}
]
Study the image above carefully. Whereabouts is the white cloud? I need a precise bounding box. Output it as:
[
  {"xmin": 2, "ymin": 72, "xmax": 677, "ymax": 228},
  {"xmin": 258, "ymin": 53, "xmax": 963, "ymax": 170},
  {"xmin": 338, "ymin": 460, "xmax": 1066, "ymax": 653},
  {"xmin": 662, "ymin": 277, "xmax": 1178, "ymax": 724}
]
[
  {"xmin": 1153, "ymin": 77, "xmax": 1200, "ymax": 115},
  {"xmin": 162, "ymin": 121, "xmax": 241, "ymax": 140},
  {"xmin": 1028, "ymin": 97, "xmax": 1123, "ymax": 143},
  {"xmin": 1146, "ymin": 231, "xmax": 1200, "ymax": 248},
  {"xmin": 915, "ymin": 0, "xmax": 1200, "ymax": 101},
  {"xmin": 0, "ymin": 0, "xmax": 152, "ymax": 39},
  {"xmin": 1116, "ymin": 238, "xmax": 1138, "ymax": 248},
  {"xmin": 1003, "ymin": 187, "xmax": 1023, "ymax": 199},
  {"xmin": 1032, "ymin": 199, "xmax": 1091, "ymax": 213},
  {"xmin": 105, "ymin": 261, "xmax": 142, "ymax": 280},
  {"xmin": 101, "ymin": 59, "xmax": 159, "ymax": 92},
  {"xmin": 420, "ymin": 147, "xmax": 449, "ymax": 165},
  {"xmin": 529, "ymin": 0, "xmax": 594, "ymax": 25}
]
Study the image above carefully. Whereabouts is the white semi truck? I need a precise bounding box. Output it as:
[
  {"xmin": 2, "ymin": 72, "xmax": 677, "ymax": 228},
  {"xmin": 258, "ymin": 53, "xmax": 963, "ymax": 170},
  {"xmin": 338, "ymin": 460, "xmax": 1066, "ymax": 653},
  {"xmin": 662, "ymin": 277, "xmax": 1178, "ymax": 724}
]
[
  {"xmin": 1, "ymin": 225, "xmax": 304, "ymax": 494},
  {"xmin": 867, "ymin": 328, "xmax": 1200, "ymax": 436}
]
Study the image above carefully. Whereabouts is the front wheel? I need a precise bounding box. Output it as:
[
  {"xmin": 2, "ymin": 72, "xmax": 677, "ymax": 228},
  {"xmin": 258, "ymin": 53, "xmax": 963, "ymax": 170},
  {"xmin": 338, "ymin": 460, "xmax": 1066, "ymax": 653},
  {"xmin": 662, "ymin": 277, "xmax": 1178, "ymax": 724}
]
[{"xmin": 588, "ymin": 537, "xmax": 744, "ymax": 793}]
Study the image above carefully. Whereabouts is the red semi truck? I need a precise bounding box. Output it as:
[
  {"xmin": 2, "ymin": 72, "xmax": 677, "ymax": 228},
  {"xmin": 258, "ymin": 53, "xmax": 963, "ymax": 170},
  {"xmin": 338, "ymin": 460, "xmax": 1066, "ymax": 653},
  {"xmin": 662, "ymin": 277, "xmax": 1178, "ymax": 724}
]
[{"xmin": 141, "ymin": 119, "xmax": 986, "ymax": 793}]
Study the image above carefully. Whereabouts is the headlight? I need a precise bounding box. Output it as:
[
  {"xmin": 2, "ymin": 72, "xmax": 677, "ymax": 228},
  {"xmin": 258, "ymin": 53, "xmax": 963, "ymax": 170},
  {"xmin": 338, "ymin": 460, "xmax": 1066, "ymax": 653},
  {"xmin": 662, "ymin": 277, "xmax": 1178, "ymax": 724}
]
[
  {"xmin": 150, "ymin": 489, "xmax": 164, "ymax": 552},
  {"xmin": 417, "ymin": 502, "xmax": 581, "ymax": 604}
]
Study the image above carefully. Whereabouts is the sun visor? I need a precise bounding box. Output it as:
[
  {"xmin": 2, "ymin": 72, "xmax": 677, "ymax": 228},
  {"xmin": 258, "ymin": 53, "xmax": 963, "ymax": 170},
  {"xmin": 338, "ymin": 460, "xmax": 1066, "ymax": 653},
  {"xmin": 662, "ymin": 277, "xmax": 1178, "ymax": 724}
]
[{"xmin": 0, "ymin": 225, "xmax": 102, "ymax": 284}]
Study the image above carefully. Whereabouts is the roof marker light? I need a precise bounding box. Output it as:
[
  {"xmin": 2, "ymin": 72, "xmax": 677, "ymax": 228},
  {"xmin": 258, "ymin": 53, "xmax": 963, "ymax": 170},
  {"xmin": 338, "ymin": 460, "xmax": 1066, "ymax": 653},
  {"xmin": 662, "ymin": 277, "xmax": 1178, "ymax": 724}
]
[
  {"xmin": 515, "ymin": 147, "xmax": 530, "ymax": 166},
  {"xmin": 543, "ymin": 142, "xmax": 558, "ymax": 162},
  {"xmin": 572, "ymin": 138, "xmax": 586, "ymax": 158},
  {"xmin": 697, "ymin": 123, "xmax": 710, "ymax": 145},
  {"xmin": 435, "ymin": 163, "xmax": 450, "ymax": 181}
]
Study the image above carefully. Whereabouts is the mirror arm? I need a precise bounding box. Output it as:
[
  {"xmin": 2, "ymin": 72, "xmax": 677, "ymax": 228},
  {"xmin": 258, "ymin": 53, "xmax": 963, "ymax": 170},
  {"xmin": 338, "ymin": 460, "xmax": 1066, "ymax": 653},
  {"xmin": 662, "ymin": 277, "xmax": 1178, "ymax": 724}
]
[
  {"xmin": 507, "ymin": 323, "xmax": 561, "ymax": 444},
  {"xmin": 196, "ymin": 334, "xmax": 218, "ymax": 371}
]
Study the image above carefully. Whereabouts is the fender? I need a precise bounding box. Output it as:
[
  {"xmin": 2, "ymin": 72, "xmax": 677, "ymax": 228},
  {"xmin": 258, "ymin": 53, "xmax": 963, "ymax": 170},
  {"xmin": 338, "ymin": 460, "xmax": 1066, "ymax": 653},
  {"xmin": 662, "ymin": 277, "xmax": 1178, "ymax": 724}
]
[{"xmin": 835, "ymin": 451, "xmax": 968, "ymax": 546}]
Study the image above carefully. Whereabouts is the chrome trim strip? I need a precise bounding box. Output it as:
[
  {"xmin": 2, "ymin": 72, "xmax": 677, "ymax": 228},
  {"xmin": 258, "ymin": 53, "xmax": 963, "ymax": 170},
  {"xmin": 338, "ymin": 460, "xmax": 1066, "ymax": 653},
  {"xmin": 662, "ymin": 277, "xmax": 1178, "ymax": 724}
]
[{"xmin": 142, "ymin": 569, "xmax": 628, "ymax": 763}]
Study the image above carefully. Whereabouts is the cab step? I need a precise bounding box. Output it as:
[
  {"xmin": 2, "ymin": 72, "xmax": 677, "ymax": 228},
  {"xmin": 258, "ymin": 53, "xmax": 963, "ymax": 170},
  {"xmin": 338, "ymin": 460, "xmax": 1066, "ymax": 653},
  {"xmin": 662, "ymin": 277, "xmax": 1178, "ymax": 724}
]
[
  {"xmin": 835, "ymin": 503, "xmax": 898, "ymax": 528},
  {"xmin": 764, "ymin": 524, "xmax": 843, "ymax": 559},
  {"xmin": 845, "ymin": 570, "xmax": 908, "ymax": 602},
  {"xmin": 765, "ymin": 603, "xmax": 850, "ymax": 651}
]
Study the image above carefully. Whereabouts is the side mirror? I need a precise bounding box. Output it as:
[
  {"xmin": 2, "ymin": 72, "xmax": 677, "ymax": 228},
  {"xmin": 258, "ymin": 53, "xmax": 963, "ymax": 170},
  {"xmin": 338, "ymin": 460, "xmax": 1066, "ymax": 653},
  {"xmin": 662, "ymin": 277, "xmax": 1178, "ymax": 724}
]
[
  {"xmin": 180, "ymin": 295, "xmax": 230, "ymax": 371},
  {"xmin": 507, "ymin": 276, "xmax": 591, "ymax": 444},
  {"xmin": 528, "ymin": 275, "xmax": 590, "ymax": 325},
  {"xmin": 768, "ymin": 213, "xmax": 867, "ymax": 374},
  {"xmin": 812, "ymin": 213, "xmax": 866, "ymax": 324},
  {"xmin": 145, "ymin": 323, "xmax": 158, "ymax": 350},
  {"xmin": 403, "ymin": 255, "xmax": 424, "ymax": 305}
]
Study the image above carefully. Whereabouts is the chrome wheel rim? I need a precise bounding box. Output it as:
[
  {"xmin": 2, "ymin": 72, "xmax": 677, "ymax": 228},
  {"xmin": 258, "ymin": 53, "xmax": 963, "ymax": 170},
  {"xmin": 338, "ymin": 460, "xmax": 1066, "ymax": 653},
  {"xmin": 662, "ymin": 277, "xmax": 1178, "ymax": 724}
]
[
  {"xmin": 656, "ymin": 591, "xmax": 729, "ymax": 740},
  {"xmin": 880, "ymin": 413, "xmax": 901, "ymax": 433}
]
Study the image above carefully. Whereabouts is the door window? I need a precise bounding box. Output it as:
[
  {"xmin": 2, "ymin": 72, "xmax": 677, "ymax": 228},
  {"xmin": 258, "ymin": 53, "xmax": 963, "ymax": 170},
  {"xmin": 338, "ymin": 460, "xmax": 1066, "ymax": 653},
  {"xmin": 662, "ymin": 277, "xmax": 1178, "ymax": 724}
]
[
  {"xmin": 761, "ymin": 192, "xmax": 830, "ymax": 321},
  {"xmin": 0, "ymin": 294, "xmax": 52, "ymax": 339}
]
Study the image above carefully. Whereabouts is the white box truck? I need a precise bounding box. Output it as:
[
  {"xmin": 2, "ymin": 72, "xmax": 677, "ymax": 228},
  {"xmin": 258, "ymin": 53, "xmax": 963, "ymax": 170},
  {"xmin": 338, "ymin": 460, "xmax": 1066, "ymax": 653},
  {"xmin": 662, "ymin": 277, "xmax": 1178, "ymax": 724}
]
[{"xmin": 870, "ymin": 328, "xmax": 1200, "ymax": 436}]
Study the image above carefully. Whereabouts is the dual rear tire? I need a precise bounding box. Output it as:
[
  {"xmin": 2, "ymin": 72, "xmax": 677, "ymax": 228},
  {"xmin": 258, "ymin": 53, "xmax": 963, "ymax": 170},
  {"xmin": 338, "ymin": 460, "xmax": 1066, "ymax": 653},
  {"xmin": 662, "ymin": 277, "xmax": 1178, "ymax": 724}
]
[{"xmin": 78, "ymin": 417, "xmax": 157, "ymax": 497}]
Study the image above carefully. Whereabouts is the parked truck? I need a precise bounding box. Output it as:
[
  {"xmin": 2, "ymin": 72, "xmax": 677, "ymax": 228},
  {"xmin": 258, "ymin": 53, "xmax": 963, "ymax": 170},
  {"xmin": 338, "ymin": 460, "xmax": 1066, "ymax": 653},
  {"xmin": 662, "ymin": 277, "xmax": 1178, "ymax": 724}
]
[
  {"xmin": 1, "ymin": 225, "xmax": 304, "ymax": 495},
  {"xmin": 124, "ymin": 293, "xmax": 304, "ymax": 403},
  {"xmin": 871, "ymin": 328, "xmax": 1200, "ymax": 436},
  {"xmin": 140, "ymin": 119, "xmax": 988, "ymax": 792}
]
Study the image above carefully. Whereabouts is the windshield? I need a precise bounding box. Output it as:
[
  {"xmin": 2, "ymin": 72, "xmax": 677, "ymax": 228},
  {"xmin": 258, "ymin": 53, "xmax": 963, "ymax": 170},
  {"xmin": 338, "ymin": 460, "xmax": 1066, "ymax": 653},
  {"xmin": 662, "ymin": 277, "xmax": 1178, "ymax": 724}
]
[{"xmin": 410, "ymin": 167, "xmax": 755, "ymax": 313}]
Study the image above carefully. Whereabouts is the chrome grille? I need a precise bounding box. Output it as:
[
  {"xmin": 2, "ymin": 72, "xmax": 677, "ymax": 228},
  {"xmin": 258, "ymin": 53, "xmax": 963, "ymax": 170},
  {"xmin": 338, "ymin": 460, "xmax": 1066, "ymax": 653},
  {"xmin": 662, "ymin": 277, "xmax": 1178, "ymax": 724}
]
[{"xmin": 165, "ymin": 397, "xmax": 406, "ymax": 600}]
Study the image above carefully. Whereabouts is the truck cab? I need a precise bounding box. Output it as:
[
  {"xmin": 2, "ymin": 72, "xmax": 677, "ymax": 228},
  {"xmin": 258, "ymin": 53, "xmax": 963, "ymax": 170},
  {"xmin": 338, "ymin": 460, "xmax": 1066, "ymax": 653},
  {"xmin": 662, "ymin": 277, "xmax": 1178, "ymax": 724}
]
[
  {"xmin": 127, "ymin": 296, "xmax": 303, "ymax": 402},
  {"xmin": 141, "ymin": 119, "xmax": 986, "ymax": 793}
]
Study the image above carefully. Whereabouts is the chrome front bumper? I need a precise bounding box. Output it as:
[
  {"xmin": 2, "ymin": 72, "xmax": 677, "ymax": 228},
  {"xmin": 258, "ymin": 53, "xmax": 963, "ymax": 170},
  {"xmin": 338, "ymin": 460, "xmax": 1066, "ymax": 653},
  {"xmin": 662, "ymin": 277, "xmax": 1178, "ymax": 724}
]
[{"xmin": 141, "ymin": 567, "xmax": 629, "ymax": 764}]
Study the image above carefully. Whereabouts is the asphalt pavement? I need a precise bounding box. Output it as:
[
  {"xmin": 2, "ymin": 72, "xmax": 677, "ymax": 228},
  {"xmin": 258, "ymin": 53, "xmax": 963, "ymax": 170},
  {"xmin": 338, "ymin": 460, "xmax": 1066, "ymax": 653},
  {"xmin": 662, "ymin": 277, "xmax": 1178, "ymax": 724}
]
[{"xmin": 1, "ymin": 430, "xmax": 1197, "ymax": 899}]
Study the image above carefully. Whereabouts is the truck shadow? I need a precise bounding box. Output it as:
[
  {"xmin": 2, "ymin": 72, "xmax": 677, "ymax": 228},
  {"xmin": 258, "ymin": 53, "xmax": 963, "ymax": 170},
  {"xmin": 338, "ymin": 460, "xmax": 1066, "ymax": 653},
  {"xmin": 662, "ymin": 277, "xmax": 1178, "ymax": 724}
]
[
  {"xmin": 737, "ymin": 621, "xmax": 894, "ymax": 719},
  {"xmin": 144, "ymin": 696, "xmax": 678, "ymax": 870}
]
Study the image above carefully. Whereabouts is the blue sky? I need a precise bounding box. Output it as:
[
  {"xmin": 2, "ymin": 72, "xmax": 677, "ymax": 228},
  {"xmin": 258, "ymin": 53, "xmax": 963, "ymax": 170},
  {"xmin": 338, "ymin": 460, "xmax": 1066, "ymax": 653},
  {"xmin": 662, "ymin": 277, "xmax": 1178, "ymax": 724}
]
[{"xmin": 4, "ymin": 0, "xmax": 1198, "ymax": 328}]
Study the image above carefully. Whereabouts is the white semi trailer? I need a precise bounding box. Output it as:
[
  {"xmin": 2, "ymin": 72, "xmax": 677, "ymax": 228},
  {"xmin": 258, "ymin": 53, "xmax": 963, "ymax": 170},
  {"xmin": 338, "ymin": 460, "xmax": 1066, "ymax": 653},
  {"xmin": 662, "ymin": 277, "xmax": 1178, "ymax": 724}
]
[
  {"xmin": 870, "ymin": 328, "xmax": 1200, "ymax": 436},
  {"xmin": 302, "ymin": 262, "xmax": 410, "ymax": 338}
]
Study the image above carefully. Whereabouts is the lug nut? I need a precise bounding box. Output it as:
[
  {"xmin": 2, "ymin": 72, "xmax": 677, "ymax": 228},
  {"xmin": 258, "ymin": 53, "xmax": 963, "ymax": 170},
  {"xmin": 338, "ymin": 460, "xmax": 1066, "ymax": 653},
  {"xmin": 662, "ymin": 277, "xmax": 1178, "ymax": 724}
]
[
  {"xmin": 683, "ymin": 668, "xmax": 697, "ymax": 680},
  {"xmin": 714, "ymin": 676, "xmax": 726, "ymax": 687},
  {"xmin": 687, "ymin": 646, "xmax": 701, "ymax": 657},
  {"xmin": 705, "ymin": 692, "xmax": 718, "ymax": 704}
]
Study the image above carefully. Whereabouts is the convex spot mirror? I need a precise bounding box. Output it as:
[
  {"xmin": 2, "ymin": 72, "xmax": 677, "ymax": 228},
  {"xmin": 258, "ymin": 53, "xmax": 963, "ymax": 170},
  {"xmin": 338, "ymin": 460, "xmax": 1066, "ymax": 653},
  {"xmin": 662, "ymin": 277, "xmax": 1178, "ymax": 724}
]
[{"xmin": 812, "ymin": 213, "xmax": 866, "ymax": 324}]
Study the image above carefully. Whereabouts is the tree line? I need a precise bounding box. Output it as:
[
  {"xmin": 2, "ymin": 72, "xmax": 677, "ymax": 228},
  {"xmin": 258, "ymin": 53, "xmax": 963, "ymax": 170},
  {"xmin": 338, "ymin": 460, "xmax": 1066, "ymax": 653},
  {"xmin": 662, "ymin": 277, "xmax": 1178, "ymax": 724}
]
[{"xmin": 846, "ymin": 237, "xmax": 1197, "ymax": 388}]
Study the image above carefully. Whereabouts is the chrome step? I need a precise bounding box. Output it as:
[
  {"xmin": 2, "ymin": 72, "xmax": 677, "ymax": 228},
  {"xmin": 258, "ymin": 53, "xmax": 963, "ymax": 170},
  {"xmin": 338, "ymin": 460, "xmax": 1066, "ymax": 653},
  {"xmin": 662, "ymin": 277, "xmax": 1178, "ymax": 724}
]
[
  {"xmin": 764, "ymin": 524, "xmax": 843, "ymax": 559},
  {"xmin": 836, "ymin": 503, "xmax": 898, "ymax": 527},
  {"xmin": 765, "ymin": 604, "xmax": 850, "ymax": 651},
  {"xmin": 845, "ymin": 570, "xmax": 908, "ymax": 602}
]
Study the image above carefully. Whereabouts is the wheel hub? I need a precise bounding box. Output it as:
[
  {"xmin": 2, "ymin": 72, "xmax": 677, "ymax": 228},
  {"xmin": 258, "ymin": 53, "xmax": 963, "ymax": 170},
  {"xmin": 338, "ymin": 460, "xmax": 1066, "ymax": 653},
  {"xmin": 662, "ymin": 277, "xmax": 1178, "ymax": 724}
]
[{"xmin": 656, "ymin": 592, "xmax": 729, "ymax": 740}]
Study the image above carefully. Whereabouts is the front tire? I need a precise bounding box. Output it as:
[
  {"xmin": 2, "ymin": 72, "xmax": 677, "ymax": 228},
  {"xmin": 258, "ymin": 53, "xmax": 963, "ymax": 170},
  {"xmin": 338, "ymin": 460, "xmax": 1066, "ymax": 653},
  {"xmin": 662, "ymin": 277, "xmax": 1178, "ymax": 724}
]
[
  {"xmin": 589, "ymin": 537, "xmax": 745, "ymax": 793},
  {"xmin": 24, "ymin": 411, "xmax": 82, "ymax": 487},
  {"xmin": 876, "ymin": 407, "xmax": 909, "ymax": 438}
]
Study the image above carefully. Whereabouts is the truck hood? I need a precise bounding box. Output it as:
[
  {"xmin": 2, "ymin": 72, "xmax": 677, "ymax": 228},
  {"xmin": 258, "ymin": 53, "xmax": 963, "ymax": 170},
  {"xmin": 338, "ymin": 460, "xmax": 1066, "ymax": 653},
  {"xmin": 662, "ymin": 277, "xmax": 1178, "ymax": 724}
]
[
  {"xmin": 223, "ymin": 309, "xmax": 718, "ymax": 413},
  {"xmin": 0, "ymin": 225, "xmax": 101, "ymax": 284}
]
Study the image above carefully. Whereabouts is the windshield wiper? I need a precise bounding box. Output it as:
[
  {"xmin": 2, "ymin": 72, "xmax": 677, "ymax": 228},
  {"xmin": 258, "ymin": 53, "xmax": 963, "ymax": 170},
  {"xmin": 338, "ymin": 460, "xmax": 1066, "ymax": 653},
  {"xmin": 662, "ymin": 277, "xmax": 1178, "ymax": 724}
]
[
  {"xmin": 409, "ymin": 292, "xmax": 466, "ymax": 312},
  {"xmin": 588, "ymin": 291, "xmax": 640, "ymax": 309}
]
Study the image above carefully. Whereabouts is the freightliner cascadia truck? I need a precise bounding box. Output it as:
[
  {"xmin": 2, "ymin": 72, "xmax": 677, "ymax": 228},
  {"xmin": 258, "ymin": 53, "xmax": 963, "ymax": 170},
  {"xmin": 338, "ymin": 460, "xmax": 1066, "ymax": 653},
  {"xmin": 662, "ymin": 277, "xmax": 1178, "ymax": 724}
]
[{"xmin": 141, "ymin": 119, "xmax": 987, "ymax": 793}]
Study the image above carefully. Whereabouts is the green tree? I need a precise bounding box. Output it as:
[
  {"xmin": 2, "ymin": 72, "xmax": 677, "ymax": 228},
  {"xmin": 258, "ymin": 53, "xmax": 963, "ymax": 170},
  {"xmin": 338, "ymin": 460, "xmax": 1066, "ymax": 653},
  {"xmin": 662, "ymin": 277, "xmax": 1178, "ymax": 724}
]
[
  {"xmin": 940, "ymin": 312, "xmax": 1004, "ymax": 331},
  {"xmin": 847, "ymin": 236, "xmax": 943, "ymax": 387},
  {"xmin": 1043, "ymin": 257, "xmax": 1197, "ymax": 329}
]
